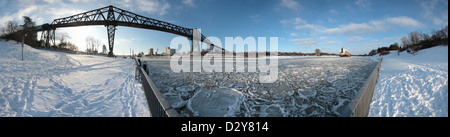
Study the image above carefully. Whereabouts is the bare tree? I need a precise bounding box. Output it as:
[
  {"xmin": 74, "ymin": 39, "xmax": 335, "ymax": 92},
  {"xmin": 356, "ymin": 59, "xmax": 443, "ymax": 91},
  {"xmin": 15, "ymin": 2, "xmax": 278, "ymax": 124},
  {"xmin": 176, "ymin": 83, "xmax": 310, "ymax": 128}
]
[
  {"xmin": 59, "ymin": 36, "xmax": 67, "ymax": 49},
  {"xmin": 401, "ymin": 36, "xmax": 409, "ymax": 48},
  {"xmin": 67, "ymin": 42, "xmax": 78, "ymax": 52},
  {"xmin": 433, "ymin": 25, "xmax": 448, "ymax": 39},
  {"xmin": 409, "ymin": 31, "xmax": 421, "ymax": 45},
  {"xmin": 422, "ymin": 33, "xmax": 431, "ymax": 41},
  {"xmin": 315, "ymin": 49, "xmax": 321, "ymax": 56},
  {"xmin": 85, "ymin": 36, "xmax": 101, "ymax": 54},
  {"xmin": 368, "ymin": 49, "xmax": 377, "ymax": 56},
  {"xmin": 444, "ymin": 25, "xmax": 448, "ymax": 39},
  {"xmin": 442, "ymin": 25, "xmax": 448, "ymax": 45},
  {"xmin": 389, "ymin": 43, "xmax": 399, "ymax": 50},
  {"xmin": 1, "ymin": 20, "xmax": 20, "ymax": 42},
  {"xmin": 2, "ymin": 20, "xmax": 19, "ymax": 35}
]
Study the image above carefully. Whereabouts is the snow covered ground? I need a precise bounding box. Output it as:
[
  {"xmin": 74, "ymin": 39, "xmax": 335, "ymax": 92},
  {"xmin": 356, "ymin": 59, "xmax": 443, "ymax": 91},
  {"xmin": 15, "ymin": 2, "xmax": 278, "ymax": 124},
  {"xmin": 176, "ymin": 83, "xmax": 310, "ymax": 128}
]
[
  {"xmin": 142, "ymin": 56, "xmax": 378, "ymax": 117},
  {"xmin": 0, "ymin": 40, "xmax": 149, "ymax": 117},
  {"xmin": 3, "ymin": 38, "xmax": 445, "ymax": 117},
  {"xmin": 369, "ymin": 46, "xmax": 448, "ymax": 117}
]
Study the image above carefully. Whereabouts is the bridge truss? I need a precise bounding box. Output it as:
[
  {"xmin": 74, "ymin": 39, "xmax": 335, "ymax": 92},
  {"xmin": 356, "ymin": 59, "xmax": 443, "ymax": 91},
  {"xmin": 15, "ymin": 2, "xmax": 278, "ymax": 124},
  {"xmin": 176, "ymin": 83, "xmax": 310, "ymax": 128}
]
[{"xmin": 38, "ymin": 5, "xmax": 221, "ymax": 56}]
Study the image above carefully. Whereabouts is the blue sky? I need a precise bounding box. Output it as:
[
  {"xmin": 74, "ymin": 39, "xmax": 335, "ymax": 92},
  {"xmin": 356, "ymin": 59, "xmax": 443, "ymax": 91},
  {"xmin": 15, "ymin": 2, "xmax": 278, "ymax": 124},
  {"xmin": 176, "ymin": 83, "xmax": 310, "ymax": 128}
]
[{"xmin": 0, "ymin": 0, "xmax": 448, "ymax": 55}]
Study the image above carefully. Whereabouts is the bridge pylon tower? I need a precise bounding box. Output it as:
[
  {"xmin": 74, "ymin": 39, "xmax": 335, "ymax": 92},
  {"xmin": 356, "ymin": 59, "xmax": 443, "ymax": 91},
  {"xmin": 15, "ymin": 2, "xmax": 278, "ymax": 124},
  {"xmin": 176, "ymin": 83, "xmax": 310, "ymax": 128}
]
[{"xmin": 106, "ymin": 6, "xmax": 116, "ymax": 57}]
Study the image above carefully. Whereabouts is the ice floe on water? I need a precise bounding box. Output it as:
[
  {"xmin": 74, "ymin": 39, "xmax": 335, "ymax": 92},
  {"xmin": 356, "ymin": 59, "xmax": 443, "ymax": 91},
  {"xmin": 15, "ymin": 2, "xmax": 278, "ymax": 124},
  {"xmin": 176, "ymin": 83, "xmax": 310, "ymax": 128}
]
[
  {"xmin": 143, "ymin": 56, "xmax": 378, "ymax": 117},
  {"xmin": 187, "ymin": 88, "xmax": 244, "ymax": 117}
]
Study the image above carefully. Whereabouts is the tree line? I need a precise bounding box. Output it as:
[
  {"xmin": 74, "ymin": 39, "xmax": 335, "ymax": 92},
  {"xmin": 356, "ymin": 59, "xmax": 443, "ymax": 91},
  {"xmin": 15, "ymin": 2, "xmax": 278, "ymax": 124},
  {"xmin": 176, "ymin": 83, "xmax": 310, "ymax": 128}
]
[
  {"xmin": 1, "ymin": 16, "xmax": 39, "ymax": 47},
  {"xmin": 368, "ymin": 25, "xmax": 448, "ymax": 56},
  {"xmin": 0, "ymin": 16, "xmax": 79, "ymax": 52}
]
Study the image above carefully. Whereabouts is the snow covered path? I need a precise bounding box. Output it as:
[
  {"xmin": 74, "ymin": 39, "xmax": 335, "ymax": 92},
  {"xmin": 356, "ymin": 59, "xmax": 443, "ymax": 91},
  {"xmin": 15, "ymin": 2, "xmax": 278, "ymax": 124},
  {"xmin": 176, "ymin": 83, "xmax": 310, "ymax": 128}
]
[
  {"xmin": 369, "ymin": 46, "xmax": 448, "ymax": 117},
  {"xmin": 0, "ymin": 40, "xmax": 149, "ymax": 117}
]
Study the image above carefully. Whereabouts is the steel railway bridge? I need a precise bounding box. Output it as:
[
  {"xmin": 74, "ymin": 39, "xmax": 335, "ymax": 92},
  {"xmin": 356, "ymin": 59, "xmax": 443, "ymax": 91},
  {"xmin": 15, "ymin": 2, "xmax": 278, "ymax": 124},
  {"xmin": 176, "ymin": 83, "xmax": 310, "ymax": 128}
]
[{"xmin": 36, "ymin": 5, "xmax": 222, "ymax": 57}]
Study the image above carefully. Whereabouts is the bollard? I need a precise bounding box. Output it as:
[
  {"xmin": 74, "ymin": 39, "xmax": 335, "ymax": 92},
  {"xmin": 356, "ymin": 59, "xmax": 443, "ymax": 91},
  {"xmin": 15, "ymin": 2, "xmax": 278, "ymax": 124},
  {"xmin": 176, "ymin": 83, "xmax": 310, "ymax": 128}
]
[
  {"xmin": 137, "ymin": 59, "xmax": 141, "ymax": 66},
  {"xmin": 142, "ymin": 62, "xmax": 149, "ymax": 75}
]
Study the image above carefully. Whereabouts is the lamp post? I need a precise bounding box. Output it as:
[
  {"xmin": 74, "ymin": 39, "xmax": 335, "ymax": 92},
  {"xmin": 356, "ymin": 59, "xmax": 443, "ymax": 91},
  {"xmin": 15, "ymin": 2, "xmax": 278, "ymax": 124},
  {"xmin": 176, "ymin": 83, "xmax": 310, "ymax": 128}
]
[{"xmin": 22, "ymin": 34, "xmax": 27, "ymax": 61}]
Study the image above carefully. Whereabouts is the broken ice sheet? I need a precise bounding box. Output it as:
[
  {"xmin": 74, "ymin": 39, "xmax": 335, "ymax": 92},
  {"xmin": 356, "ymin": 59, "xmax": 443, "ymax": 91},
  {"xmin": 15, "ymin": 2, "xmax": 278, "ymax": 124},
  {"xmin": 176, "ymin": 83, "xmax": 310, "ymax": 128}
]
[{"xmin": 143, "ymin": 56, "xmax": 377, "ymax": 117}]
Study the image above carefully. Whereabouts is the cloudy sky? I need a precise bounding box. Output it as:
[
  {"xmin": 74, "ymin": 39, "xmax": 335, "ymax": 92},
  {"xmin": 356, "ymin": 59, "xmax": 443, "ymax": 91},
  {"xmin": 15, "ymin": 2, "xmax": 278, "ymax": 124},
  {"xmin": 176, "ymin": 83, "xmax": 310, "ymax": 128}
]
[{"xmin": 0, "ymin": 0, "xmax": 448, "ymax": 55}]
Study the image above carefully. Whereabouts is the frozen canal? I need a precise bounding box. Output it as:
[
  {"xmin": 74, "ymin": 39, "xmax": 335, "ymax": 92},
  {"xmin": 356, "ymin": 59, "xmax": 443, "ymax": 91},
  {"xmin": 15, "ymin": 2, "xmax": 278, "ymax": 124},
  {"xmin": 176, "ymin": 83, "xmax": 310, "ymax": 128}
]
[{"xmin": 142, "ymin": 56, "xmax": 378, "ymax": 117}]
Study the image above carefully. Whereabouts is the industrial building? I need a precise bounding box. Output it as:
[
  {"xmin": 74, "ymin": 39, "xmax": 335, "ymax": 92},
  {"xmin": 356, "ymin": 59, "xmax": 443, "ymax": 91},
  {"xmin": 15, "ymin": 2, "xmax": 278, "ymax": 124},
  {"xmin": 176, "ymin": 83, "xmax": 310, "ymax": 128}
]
[
  {"xmin": 166, "ymin": 47, "xmax": 176, "ymax": 56},
  {"xmin": 149, "ymin": 48, "xmax": 154, "ymax": 56}
]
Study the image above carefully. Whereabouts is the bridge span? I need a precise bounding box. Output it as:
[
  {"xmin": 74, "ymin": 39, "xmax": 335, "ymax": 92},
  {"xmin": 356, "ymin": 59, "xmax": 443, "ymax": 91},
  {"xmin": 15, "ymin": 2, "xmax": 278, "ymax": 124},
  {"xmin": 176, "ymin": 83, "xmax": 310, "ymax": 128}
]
[{"xmin": 37, "ymin": 5, "xmax": 222, "ymax": 57}]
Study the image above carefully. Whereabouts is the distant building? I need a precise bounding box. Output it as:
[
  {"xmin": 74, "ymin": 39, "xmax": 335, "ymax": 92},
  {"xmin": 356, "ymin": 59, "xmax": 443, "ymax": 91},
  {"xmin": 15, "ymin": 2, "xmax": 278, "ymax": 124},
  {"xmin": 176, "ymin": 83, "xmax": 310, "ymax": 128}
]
[
  {"xmin": 149, "ymin": 48, "xmax": 154, "ymax": 56},
  {"xmin": 166, "ymin": 47, "xmax": 176, "ymax": 56}
]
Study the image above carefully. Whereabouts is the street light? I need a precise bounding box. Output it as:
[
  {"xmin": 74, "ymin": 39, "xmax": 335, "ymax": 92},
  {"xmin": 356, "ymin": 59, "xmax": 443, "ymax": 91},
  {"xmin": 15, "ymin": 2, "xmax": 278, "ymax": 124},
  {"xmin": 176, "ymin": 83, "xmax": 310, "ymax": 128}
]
[{"xmin": 22, "ymin": 33, "xmax": 27, "ymax": 61}]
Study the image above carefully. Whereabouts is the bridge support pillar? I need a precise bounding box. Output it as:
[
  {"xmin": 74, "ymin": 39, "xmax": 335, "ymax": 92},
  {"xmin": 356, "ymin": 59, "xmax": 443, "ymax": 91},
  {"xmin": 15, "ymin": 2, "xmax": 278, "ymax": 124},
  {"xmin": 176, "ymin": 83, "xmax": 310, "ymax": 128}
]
[
  {"xmin": 40, "ymin": 29, "xmax": 55, "ymax": 48},
  {"xmin": 209, "ymin": 45, "xmax": 214, "ymax": 52},
  {"xmin": 107, "ymin": 25, "xmax": 116, "ymax": 57},
  {"xmin": 190, "ymin": 39, "xmax": 201, "ymax": 55},
  {"xmin": 191, "ymin": 29, "xmax": 201, "ymax": 54},
  {"xmin": 106, "ymin": 5, "xmax": 116, "ymax": 57}
]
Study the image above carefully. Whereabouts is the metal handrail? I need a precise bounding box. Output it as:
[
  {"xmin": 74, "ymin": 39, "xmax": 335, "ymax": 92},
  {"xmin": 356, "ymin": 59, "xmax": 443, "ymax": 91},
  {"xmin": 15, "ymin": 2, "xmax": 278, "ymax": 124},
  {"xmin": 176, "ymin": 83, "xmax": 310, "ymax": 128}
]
[
  {"xmin": 339, "ymin": 58, "xmax": 383, "ymax": 117},
  {"xmin": 135, "ymin": 59, "xmax": 180, "ymax": 117}
]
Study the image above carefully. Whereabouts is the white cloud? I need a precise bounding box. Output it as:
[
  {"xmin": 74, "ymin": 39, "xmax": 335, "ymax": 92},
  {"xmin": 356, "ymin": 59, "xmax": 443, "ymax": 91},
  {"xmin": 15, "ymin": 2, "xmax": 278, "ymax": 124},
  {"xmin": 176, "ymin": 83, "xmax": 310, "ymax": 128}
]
[
  {"xmin": 45, "ymin": 8, "xmax": 84, "ymax": 19},
  {"xmin": 67, "ymin": 0, "xmax": 89, "ymax": 3},
  {"xmin": 295, "ymin": 24, "xmax": 323, "ymax": 31},
  {"xmin": 281, "ymin": 17, "xmax": 305, "ymax": 25},
  {"xmin": 115, "ymin": 0, "xmax": 171, "ymax": 16},
  {"xmin": 282, "ymin": 17, "xmax": 324, "ymax": 32},
  {"xmin": 115, "ymin": 38, "xmax": 133, "ymax": 45},
  {"xmin": 317, "ymin": 36, "xmax": 328, "ymax": 40},
  {"xmin": 349, "ymin": 36, "xmax": 364, "ymax": 42},
  {"xmin": 250, "ymin": 14, "xmax": 261, "ymax": 23},
  {"xmin": 182, "ymin": 0, "xmax": 195, "ymax": 7},
  {"xmin": 291, "ymin": 38, "xmax": 316, "ymax": 45},
  {"xmin": 355, "ymin": 0, "xmax": 372, "ymax": 9},
  {"xmin": 328, "ymin": 17, "xmax": 336, "ymax": 22},
  {"xmin": 329, "ymin": 9, "xmax": 338, "ymax": 14},
  {"xmin": 293, "ymin": 17, "xmax": 305, "ymax": 24},
  {"xmin": 138, "ymin": 0, "xmax": 171, "ymax": 16},
  {"xmin": 382, "ymin": 16, "xmax": 422, "ymax": 28},
  {"xmin": 42, "ymin": 0, "xmax": 60, "ymax": 3},
  {"xmin": 290, "ymin": 36, "xmax": 330, "ymax": 46},
  {"xmin": 326, "ymin": 41, "xmax": 339, "ymax": 44},
  {"xmin": 324, "ymin": 23, "xmax": 375, "ymax": 35},
  {"xmin": 279, "ymin": 0, "xmax": 301, "ymax": 10},
  {"xmin": 323, "ymin": 16, "xmax": 422, "ymax": 35},
  {"xmin": 281, "ymin": 15, "xmax": 421, "ymax": 37},
  {"xmin": 0, "ymin": 5, "xmax": 38, "ymax": 27},
  {"xmin": 280, "ymin": 19, "xmax": 289, "ymax": 25},
  {"xmin": 383, "ymin": 36, "xmax": 402, "ymax": 40},
  {"xmin": 290, "ymin": 33, "xmax": 298, "ymax": 37},
  {"xmin": 41, "ymin": 0, "xmax": 89, "ymax": 4},
  {"xmin": 299, "ymin": 45, "xmax": 316, "ymax": 48},
  {"xmin": 420, "ymin": 0, "xmax": 448, "ymax": 26}
]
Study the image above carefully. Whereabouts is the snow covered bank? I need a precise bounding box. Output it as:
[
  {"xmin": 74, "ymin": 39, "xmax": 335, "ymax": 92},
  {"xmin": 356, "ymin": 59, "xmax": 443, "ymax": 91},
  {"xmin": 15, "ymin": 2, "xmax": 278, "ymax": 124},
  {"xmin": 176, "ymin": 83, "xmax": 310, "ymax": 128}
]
[
  {"xmin": 369, "ymin": 46, "xmax": 448, "ymax": 117},
  {"xmin": 0, "ymin": 40, "xmax": 149, "ymax": 117}
]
